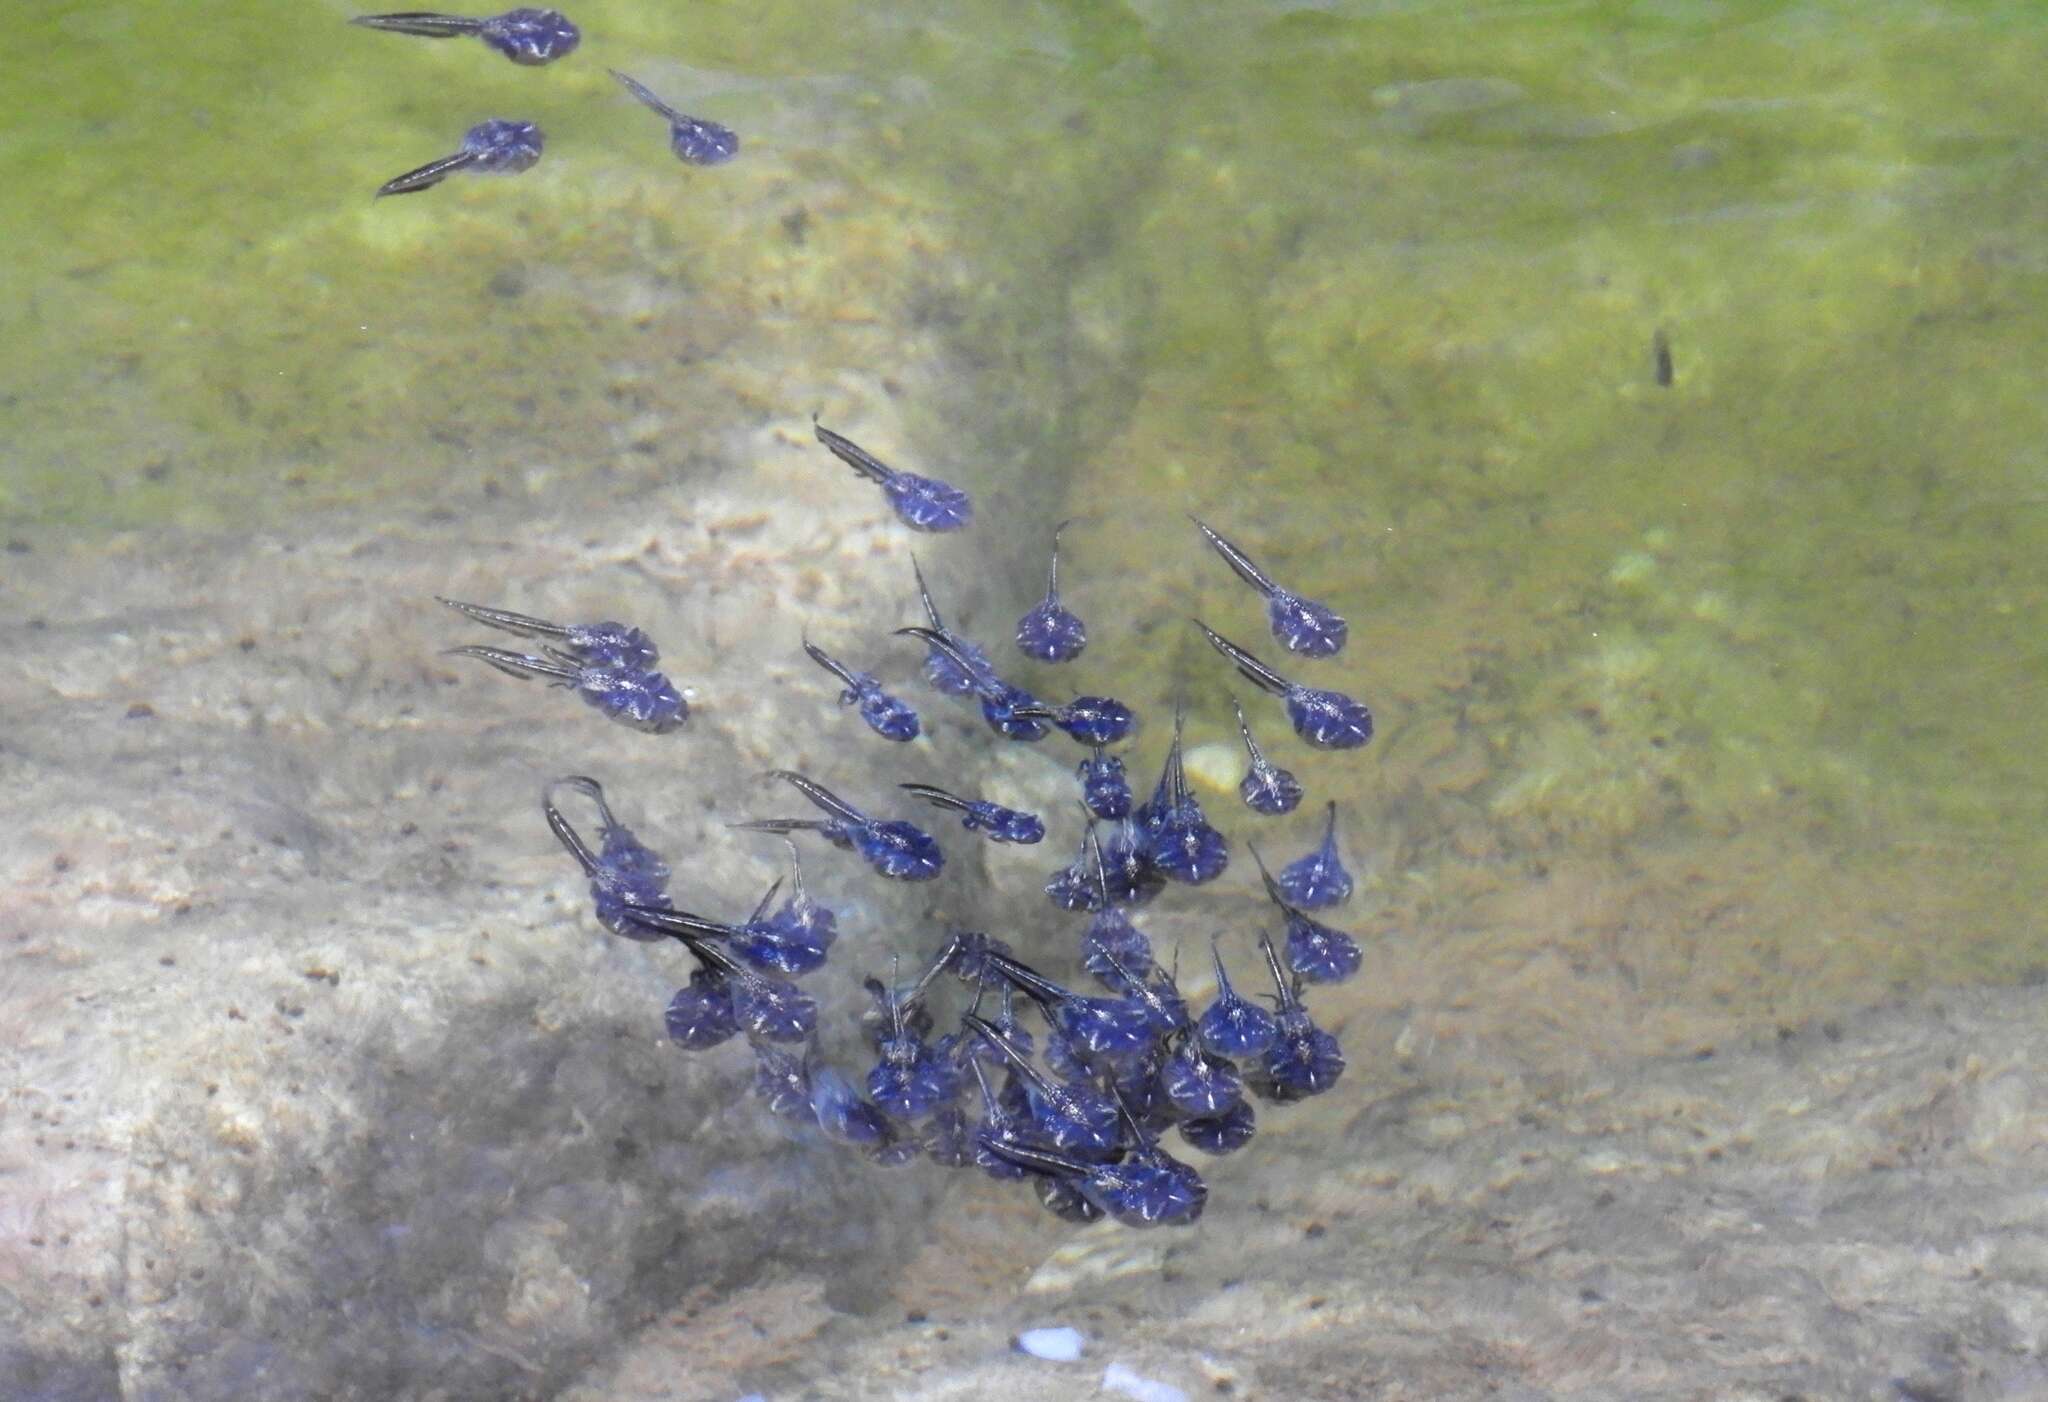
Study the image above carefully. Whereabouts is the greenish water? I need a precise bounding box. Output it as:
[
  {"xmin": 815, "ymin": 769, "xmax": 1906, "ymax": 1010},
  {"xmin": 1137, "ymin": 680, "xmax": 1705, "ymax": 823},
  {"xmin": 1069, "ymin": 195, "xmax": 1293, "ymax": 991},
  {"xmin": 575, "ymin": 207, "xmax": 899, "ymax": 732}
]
[
  {"xmin": 7, "ymin": 4, "xmax": 2048, "ymax": 1395},
  {"xmin": 5, "ymin": 1, "xmax": 2043, "ymax": 1007}
]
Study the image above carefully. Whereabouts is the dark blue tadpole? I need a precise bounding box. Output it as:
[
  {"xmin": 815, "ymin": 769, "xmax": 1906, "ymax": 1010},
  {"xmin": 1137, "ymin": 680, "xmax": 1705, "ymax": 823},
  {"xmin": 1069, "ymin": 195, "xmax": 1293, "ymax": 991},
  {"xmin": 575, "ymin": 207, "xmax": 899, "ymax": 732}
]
[
  {"xmin": 962, "ymin": 1014, "xmax": 1121, "ymax": 1156},
  {"xmin": 352, "ymin": 8, "xmax": 581, "ymax": 64},
  {"xmin": 813, "ymin": 421, "xmax": 971, "ymax": 532},
  {"xmin": 1145, "ymin": 709, "xmax": 1229, "ymax": 886},
  {"xmin": 439, "ymin": 597, "xmax": 658, "ymax": 670},
  {"xmin": 1080, "ymin": 905, "xmax": 1152, "ymax": 982},
  {"xmin": 1177, "ymin": 1098, "xmax": 1256, "ymax": 1157},
  {"xmin": 445, "ymin": 644, "xmax": 686, "ymax": 732},
  {"xmin": 861, "ymin": 957, "xmax": 961, "ymax": 1121},
  {"xmin": 1190, "ymin": 517, "xmax": 1347, "ymax": 659},
  {"xmin": 1112, "ymin": 1150, "xmax": 1207, "ymax": 1227},
  {"xmin": 983, "ymin": 952, "xmax": 1161, "ymax": 1065},
  {"xmin": 1108, "ymin": 1047, "xmax": 1173, "ymax": 1132},
  {"xmin": 802, "ymin": 638, "xmax": 920, "ymax": 742},
  {"xmin": 1099, "ymin": 816, "xmax": 1167, "ymax": 907},
  {"xmin": 963, "ymin": 1057, "xmax": 1033, "ymax": 1181},
  {"xmin": 1192, "ymin": 620, "xmax": 1372, "ymax": 750},
  {"xmin": 1043, "ymin": 819, "xmax": 1103, "ymax": 912},
  {"xmin": 956, "ymin": 979, "xmax": 1034, "ymax": 1073},
  {"xmin": 609, "ymin": 69, "xmax": 740, "ymax": 166},
  {"xmin": 1048, "ymin": 815, "xmax": 1164, "ymax": 913},
  {"xmin": 977, "ymin": 1134, "xmax": 1205, "ymax": 1229},
  {"xmin": 615, "ymin": 902, "xmax": 823, "ymax": 1044},
  {"xmin": 724, "ymin": 840, "xmax": 836, "ymax": 975},
  {"xmin": 1094, "ymin": 950, "xmax": 1188, "ymax": 1040},
  {"xmin": 1078, "ymin": 833, "xmax": 1153, "ymax": 978},
  {"xmin": 1015, "ymin": 519, "xmax": 1087, "ymax": 662},
  {"xmin": 895, "ymin": 627, "xmax": 1050, "ymax": 741},
  {"xmin": 1196, "ymin": 940, "xmax": 1279, "ymax": 1060},
  {"xmin": 1248, "ymin": 932, "xmax": 1345, "ymax": 1100},
  {"xmin": 665, "ymin": 967, "xmax": 738, "ymax": 1049},
  {"xmin": 1248, "ymin": 842, "xmax": 1361, "ymax": 984},
  {"xmin": 906, "ymin": 557, "xmax": 996, "ymax": 695},
  {"xmin": 809, "ymin": 1065, "xmax": 900, "ymax": 1160},
  {"xmin": 1275, "ymin": 801, "xmax": 1353, "ymax": 908},
  {"xmin": 733, "ymin": 770, "xmax": 943, "ymax": 882},
  {"xmin": 377, "ymin": 118, "xmax": 544, "ymax": 197},
  {"xmin": 746, "ymin": 1037, "xmax": 814, "ymax": 1121},
  {"xmin": 763, "ymin": 839, "xmax": 838, "ymax": 953},
  {"xmin": 1231, "ymin": 696, "xmax": 1303, "ymax": 816},
  {"xmin": 541, "ymin": 775, "xmax": 672, "ymax": 941},
  {"xmin": 977, "ymin": 1089, "xmax": 1207, "ymax": 1228},
  {"xmin": 1159, "ymin": 1036, "xmax": 1242, "ymax": 1118},
  {"xmin": 936, "ymin": 929, "xmax": 1014, "ymax": 987},
  {"xmin": 727, "ymin": 968, "xmax": 820, "ymax": 1044},
  {"xmin": 1040, "ymin": 1028, "xmax": 1090, "ymax": 1084},
  {"xmin": 1077, "ymin": 745, "xmax": 1132, "ymax": 819},
  {"xmin": 899, "ymin": 783, "xmax": 1044, "ymax": 844},
  {"xmin": 1014, "ymin": 694, "xmax": 1135, "ymax": 747}
]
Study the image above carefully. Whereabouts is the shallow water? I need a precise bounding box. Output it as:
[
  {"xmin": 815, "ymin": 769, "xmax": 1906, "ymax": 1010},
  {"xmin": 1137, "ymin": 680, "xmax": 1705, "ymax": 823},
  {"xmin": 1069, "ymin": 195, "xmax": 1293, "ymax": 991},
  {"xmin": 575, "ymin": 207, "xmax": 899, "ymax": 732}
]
[{"xmin": 4, "ymin": 1, "xmax": 2046, "ymax": 1399}]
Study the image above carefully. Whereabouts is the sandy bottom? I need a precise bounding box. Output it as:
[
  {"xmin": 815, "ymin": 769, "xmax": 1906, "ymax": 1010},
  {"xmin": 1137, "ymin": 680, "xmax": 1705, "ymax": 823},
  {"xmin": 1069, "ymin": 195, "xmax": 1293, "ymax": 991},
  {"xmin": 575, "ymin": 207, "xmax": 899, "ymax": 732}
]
[{"xmin": 2, "ymin": 477, "xmax": 2042, "ymax": 1401}]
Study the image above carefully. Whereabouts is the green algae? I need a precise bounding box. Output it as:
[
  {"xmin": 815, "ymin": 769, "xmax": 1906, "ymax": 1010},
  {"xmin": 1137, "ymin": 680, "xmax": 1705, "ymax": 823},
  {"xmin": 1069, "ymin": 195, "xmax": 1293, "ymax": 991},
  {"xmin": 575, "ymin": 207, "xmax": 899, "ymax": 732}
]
[
  {"xmin": 0, "ymin": 0, "xmax": 1171, "ymax": 529},
  {"xmin": 1020, "ymin": 1, "xmax": 2048, "ymax": 1003},
  {"xmin": 2, "ymin": 0, "xmax": 2043, "ymax": 1005}
]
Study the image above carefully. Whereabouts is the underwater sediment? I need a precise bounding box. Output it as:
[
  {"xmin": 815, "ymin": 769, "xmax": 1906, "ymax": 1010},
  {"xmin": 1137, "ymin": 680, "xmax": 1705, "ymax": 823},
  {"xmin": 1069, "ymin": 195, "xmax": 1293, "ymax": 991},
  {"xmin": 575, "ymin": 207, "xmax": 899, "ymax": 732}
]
[{"xmin": 5, "ymin": 477, "xmax": 2046, "ymax": 1399}]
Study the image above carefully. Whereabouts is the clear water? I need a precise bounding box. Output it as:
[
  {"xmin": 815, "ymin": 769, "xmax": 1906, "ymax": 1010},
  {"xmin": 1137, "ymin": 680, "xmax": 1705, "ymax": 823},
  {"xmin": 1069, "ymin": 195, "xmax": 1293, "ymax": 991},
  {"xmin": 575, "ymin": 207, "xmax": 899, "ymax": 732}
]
[{"xmin": 5, "ymin": 1, "xmax": 2045, "ymax": 1397}]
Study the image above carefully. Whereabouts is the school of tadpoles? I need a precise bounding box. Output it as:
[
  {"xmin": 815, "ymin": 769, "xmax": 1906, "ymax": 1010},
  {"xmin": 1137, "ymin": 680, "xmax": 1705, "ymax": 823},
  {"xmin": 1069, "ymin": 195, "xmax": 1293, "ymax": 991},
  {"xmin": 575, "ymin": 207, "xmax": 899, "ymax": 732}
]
[{"xmin": 405, "ymin": 9, "xmax": 1373, "ymax": 1228}]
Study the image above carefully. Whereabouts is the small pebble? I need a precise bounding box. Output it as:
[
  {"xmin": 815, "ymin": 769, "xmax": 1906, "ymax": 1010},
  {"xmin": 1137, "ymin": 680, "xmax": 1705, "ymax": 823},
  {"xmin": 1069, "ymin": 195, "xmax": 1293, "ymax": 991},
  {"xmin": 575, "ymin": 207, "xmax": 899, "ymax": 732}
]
[
  {"xmin": 1102, "ymin": 1363, "xmax": 1189, "ymax": 1402},
  {"xmin": 1015, "ymin": 1325, "xmax": 1086, "ymax": 1362},
  {"xmin": 1182, "ymin": 742, "xmax": 1238, "ymax": 794}
]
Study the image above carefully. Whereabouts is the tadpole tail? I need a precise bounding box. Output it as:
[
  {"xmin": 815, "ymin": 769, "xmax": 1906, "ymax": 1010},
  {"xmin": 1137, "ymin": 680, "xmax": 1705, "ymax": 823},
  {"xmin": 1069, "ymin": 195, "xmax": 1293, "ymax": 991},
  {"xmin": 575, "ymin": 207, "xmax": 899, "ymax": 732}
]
[
  {"xmin": 800, "ymin": 637, "xmax": 858, "ymax": 689},
  {"xmin": 1190, "ymin": 620, "xmax": 1289, "ymax": 698},
  {"xmin": 744, "ymin": 877, "xmax": 785, "ymax": 926},
  {"xmin": 1256, "ymin": 929, "xmax": 1299, "ymax": 1011},
  {"xmin": 377, "ymin": 150, "xmax": 478, "ymax": 198},
  {"xmin": 439, "ymin": 596, "xmax": 569, "ymax": 642},
  {"xmin": 541, "ymin": 775, "xmax": 613, "ymax": 875},
  {"xmin": 974, "ymin": 1133, "xmax": 1082, "ymax": 1180},
  {"xmin": 608, "ymin": 69, "xmax": 683, "ymax": 124},
  {"xmin": 908, "ymin": 555, "xmax": 947, "ymax": 630},
  {"xmin": 960, "ymin": 1014, "xmax": 1054, "ymax": 1095},
  {"xmin": 1189, "ymin": 516, "xmax": 1279, "ymax": 597},
  {"xmin": 351, "ymin": 12, "xmax": 485, "ymax": 39},
  {"xmin": 899, "ymin": 782, "xmax": 970, "ymax": 815},
  {"xmin": 894, "ymin": 626, "xmax": 989, "ymax": 693},
  {"xmin": 1230, "ymin": 697, "xmax": 1267, "ymax": 763},
  {"xmin": 618, "ymin": 903, "xmax": 732, "ymax": 938},
  {"xmin": 813, "ymin": 419, "xmax": 897, "ymax": 485},
  {"xmin": 444, "ymin": 643, "xmax": 576, "ymax": 683},
  {"xmin": 764, "ymin": 769, "xmax": 865, "ymax": 824},
  {"xmin": 1243, "ymin": 840, "xmax": 1292, "ymax": 912},
  {"xmin": 980, "ymin": 951, "xmax": 1070, "ymax": 1013}
]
